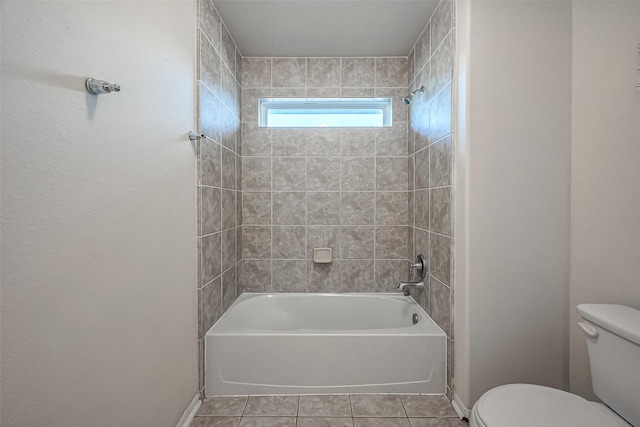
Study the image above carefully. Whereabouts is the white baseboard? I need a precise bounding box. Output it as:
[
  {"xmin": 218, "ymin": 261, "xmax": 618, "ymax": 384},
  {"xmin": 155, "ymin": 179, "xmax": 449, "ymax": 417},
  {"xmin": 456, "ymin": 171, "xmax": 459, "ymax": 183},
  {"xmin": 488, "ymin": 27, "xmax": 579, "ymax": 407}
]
[
  {"xmin": 451, "ymin": 392, "xmax": 471, "ymax": 420},
  {"xmin": 176, "ymin": 394, "xmax": 202, "ymax": 427}
]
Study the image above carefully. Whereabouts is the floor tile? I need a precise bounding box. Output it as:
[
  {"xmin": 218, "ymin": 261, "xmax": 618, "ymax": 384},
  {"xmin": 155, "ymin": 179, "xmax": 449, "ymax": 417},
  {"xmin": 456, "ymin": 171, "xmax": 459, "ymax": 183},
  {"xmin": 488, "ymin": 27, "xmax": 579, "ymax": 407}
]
[
  {"xmin": 353, "ymin": 418, "xmax": 411, "ymax": 427},
  {"xmin": 198, "ymin": 397, "xmax": 248, "ymax": 416},
  {"xmin": 191, "ymin": 417, "xmax": 241, "ymax": 427},
  {"xmin": 350, "ymin": 395, "xmax": 406, "ymax": 417},
  {"xmin": 400, "ymin": 396, "xmax": 457, "ymax": 418},
  {"xmin": 409, "ymin": 418, "xmax": 467, "ymax": 427},
  {"xmin": 299, "ymin": 394, "xmax": 352, "ymax": 417},
  {"xmin": 298, "ymin": 418, "xmax": 354, "ymax": 427},
  {"xmin": 243, "ymin": 395, "xmax": 299, "ymax": 416},
  {"xmin": 238, "ymin": 416, "xmax": 296, "ymax": 427}
]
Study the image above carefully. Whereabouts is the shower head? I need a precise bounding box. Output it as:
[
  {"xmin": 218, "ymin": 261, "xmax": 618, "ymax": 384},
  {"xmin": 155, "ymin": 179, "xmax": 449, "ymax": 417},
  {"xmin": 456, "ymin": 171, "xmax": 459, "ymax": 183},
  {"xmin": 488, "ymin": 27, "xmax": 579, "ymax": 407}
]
[{"xmin": 402, "ymin": 86, "xmax": 425, "ymax": 105}]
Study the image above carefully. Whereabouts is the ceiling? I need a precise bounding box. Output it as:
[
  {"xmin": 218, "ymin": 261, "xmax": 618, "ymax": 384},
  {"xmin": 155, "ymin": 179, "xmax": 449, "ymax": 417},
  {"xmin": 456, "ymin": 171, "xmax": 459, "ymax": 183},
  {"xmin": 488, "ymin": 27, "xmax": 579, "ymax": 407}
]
[{"xmin": 213, "ymin": 1, "xmax": 439, "ymax": 57}]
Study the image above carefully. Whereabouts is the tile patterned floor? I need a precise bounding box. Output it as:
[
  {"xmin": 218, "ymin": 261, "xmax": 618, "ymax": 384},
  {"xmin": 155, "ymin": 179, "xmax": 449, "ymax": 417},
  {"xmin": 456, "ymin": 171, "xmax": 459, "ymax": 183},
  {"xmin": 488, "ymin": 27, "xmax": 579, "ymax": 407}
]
[{"xmin": 192, "ymin": 394, "xmax": 467, "ymax": 427}]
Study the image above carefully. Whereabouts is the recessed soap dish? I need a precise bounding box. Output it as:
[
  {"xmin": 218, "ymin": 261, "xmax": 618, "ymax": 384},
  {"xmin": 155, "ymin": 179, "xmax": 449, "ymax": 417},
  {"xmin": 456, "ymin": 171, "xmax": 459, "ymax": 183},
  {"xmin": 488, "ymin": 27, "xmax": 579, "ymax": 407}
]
[{"xmin": 313, "ymin": 248, "xmax": 333, "ymax": 264}]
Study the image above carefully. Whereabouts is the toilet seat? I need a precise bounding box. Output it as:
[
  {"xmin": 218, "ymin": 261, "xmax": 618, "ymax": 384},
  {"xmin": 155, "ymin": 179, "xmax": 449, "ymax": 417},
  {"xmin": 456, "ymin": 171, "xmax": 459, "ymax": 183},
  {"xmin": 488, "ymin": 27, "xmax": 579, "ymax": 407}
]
[{"xmin": 472, "ymin": 384, "xmax": 631, "ymax": 427}]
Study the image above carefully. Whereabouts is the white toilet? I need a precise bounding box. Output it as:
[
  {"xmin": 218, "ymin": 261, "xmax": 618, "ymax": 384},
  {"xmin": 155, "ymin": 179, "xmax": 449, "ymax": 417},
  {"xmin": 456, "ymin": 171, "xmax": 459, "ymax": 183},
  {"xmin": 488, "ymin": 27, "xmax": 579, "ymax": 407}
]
[{"xmin": 470, "ymin": 304, "xmax": 640, "ymax": 427}]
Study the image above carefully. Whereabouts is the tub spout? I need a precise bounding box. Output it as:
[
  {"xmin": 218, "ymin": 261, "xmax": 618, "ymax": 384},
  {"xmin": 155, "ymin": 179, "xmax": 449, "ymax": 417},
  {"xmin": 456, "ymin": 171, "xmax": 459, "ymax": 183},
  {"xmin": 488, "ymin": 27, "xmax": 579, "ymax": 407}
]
[{"xmin": 397, "ymin": 280, "xmax": 424, "ymax": 296}]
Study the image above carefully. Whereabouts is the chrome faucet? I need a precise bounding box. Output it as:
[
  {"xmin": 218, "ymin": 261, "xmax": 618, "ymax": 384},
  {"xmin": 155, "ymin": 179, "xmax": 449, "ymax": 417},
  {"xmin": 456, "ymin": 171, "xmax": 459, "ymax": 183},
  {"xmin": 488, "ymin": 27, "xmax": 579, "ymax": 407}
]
[
  {"xmin": 398, "ymin": 254, "xmax": 427, "ymax": 296},
  {"xmin": 398, "ymin": 280, "xmax": 425, "ymax": 295}
]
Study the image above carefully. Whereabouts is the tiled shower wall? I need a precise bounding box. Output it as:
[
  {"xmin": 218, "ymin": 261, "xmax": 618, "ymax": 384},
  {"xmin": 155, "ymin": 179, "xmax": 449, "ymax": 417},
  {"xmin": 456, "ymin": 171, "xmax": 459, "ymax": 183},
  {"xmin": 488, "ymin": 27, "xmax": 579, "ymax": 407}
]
[
  {"xmin": 239, "ymin": 57, "xmax": 411, "ymax": 293},
  {"xmin": 196, "ymin": 0, "xmax": 242, "ymax": 395},
  {"xmin": 407, "ymin": 0, "xmax": 456, "ymax": 399}
]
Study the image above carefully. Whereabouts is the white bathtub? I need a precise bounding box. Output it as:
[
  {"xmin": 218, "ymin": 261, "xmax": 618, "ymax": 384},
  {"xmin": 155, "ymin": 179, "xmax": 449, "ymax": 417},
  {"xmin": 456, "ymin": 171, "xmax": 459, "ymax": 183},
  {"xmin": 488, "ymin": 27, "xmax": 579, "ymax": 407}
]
[{"xmin": 205, "ymin": 293, "xmax": 446, "ymax": 396}]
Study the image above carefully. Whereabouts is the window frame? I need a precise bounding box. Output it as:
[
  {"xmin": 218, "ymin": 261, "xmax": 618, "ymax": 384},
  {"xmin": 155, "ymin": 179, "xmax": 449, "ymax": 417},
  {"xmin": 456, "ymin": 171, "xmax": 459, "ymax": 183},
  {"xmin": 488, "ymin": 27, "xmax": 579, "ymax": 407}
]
[{"xmin": 258, "ymin": 97, "xmax": 393, "ymax": 128}]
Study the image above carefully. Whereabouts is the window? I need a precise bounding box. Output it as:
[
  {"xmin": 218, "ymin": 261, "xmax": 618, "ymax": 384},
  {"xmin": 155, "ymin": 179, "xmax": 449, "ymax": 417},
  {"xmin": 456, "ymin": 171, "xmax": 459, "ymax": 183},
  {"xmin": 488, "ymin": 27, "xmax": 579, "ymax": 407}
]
[{"xmin": 258, "ymin": 98, "xmax": 393, "ymax": 128}]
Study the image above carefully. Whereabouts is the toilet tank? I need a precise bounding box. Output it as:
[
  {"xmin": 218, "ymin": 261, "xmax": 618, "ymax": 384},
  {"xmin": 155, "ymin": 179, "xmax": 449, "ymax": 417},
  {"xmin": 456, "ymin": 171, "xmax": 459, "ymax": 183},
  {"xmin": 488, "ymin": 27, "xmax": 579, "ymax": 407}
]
[{"xmin": 577, "ymin": 304, "xmax": 640, "ymax": 427}]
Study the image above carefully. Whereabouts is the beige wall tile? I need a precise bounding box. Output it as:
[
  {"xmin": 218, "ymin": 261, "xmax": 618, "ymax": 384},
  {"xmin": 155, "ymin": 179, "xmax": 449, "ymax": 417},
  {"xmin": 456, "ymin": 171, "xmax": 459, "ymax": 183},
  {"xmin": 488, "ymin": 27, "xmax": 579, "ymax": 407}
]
[
  {"xmin": 307, "ymin": 157, "xmax": 341, "ymax": 190},
  {"xmin": 341, "ymin": 87, "xmax": 374, "ymax": 97},
  {"xmin": 430, "ymin": 277, "xmax": 452, "ymax": 337},
  {"xmin": 199, "ymin": 277, "xmax": 222, "ymax": 337},
  {"xmin": 308, "ymin": 87, "xmax": 341, "ymax": 97},
  {"xmin": 273, "ymin": 192, "xmax": 305, "ymax": 225},
  {"xmin": 273, "ymin": 157, "xmax": 306, "ymax": 191},
  {"xmin": 431, "ymin": 33, "xmax": 454, "ymax": 97},
  {"xmin": 430, "ymin": 187, "xmax": 451, "ymax": 236},
  {"xmin": 430, "ymin": 135, "xmax": 452, "ymax": 187},
  {"xmin": 272, "ymin": 58, "xmax": 306, "ymax": 87},
  {"xmin": 221, "ymin": 148, "xmax": 236, "ymax": 189},
  {"xmin": 240, "ymin": 260, "xmax": 271, "ymax": 292},
  {"xmin": 341, "ymin": 259, "xmax": 375, "ymax": 292},
  {"xmin": 431, "ymin": 0, "xmax": 453, "ymax": 50},
  {"xmin": 414, "ymin": 148, "xmax": 429, "ymax": 189},
  {"xmin": 307, "ymin": 129, "xmax": 341, "ymax": 156},
  {"xmin": 341, "ymin": 128, "xmax": 376, "ymax": 156},
  {"xmin": 221, "ymin": 228, "xmax": 237, "ymax": 271},
  {"xmin": 242, "ymin": 157, "xmax": 271, "ymax": 190},
  {"xmin": 341, "ymin": 157, "xmax": 374, "ymax": 191},
  {"xmin": 273, "ymin": 129, "xmax": 306, "ymax": 156},
  {"xmin": 272, "ymin": 260, "xmax": 307, "ymax": 292},
  {"xmin": 415, "ymin": 189, "xmax": 430, "ymax": 230},
  {"xmin": 307, "ymin": 58, "xmax": 340, "ymax": 88},
  {"xmin": 375, "ymin": 259, "xmax": 409, "ymax": 291},
  {"xmin": 242, "ymin": 226, "xmax": 271, "ymax": 259},
  {"xmin": 375, "ymin": 226, "xmax": 409, "ymax": 259},
  {"xmin": 341, "ymin": 58, "xmax": 375, "ymax": 87},
  {"xmin": 408, "ymin": 48, "xmax": 415, "ymax": 85},
  {"xmin": 199, "ymin": 31, "xmax": 221, "ymax": 96},
  {"xmin": 307, "ymin": 192, "xmax": 340, "ymax": 225},
  {"xmin": 375, "ymin": 58, "xmax": 408, "ymax": 88},
  {"xmin": 242, "ymin": 123, "xmax": 271, "ymax": 156},
  {"xmin": 376, "ymin": 192, "xmax": 409, "ymax": 226},
  {"xmin": 414, "ymin": 22, "xmax": 431, "ymax": 76},
  {"xmin": 340, "ymin": 192, "xmax": 374, "ymax": 225},
  {"xmin": 199, "ymin": 0, "xmax": 221, "ymax": 52},
  {"xmin": 221, "ymin": 189, "xmax": 236, "ymax": 230},
  {"xmin": 376, "ymin": 126, "xmax": 408, "ymax": 157},
  {"xmin": 308, "ymin": 260, "xmax": 341, "ymax": 292},
  {"xmin": 242, "ymin": 192, "xmax": 271, "ymax": 225},
  {"xmin": 220, "ymin": 24, "xmax": 236, "ymax": 72},
  {"xmin": 306, "ymin": 226, "xmax": 339, "ymax": 259},
  {"xmin": 200, "ymin": 186, "xmax": 221, "ymax": 235},
  {"xmin": 272, "ymin": 226, "xmax": 306, "ymax": 259},
  {"xmin": 199, "ymin": 233, "xmax": 221, "ymax": 285},
  {"xmin": 242, "ymin": 57, "xmax": 271, "ymax": 87},
  {"xmin": 376, "ymin": 157, "xmax": 408, "ymax": 191},
  {"xmin": 340, "ymin": 226, "xmax": 374, "ymax": 259},
  {"xmin": 429, "ymin": 233, "xmax": 451, "ymax": 286},
  {"xmin": 429, "ymin": 85, "xmax": 452, "ymax": 143},
  {"xmin": 222, "ymin": 266, "xmax": 237, "ymax": 311}
]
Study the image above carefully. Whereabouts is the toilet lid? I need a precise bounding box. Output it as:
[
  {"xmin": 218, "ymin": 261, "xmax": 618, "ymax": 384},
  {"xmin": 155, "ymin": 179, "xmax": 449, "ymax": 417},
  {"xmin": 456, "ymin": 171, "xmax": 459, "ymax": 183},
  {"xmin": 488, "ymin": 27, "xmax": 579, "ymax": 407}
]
[{"xmin": 475, "ymin": 384, "xmax": 627, "ymax": 427}]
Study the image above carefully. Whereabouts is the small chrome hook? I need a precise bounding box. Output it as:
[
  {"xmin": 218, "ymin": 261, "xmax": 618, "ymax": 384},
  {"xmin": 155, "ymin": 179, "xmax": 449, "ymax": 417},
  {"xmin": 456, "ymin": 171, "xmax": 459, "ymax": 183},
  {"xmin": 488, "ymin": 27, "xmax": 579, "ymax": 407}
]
[
  {"xmin": 188, "ymin": 131, "xmax": 206, "ymax": 141},
  {"xmin": 85, "ymin": 78, "xmax": 121, "ymax": 95}
]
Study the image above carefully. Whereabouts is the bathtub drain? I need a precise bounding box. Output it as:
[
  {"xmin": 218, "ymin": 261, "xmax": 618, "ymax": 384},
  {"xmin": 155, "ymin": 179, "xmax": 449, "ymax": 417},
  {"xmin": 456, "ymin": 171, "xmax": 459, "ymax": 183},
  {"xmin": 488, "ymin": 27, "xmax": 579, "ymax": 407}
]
[{"xmin": 412, "ymin": 313, "xmax": 419, "ymax": 324}]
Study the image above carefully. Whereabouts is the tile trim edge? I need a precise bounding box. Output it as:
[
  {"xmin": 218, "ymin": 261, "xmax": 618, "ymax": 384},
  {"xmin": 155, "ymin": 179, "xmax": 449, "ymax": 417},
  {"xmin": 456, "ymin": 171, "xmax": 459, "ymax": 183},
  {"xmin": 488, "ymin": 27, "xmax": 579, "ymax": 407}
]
[{"xmin": 176, "ymin": 394, "xmax": 202, "ymax": 427}]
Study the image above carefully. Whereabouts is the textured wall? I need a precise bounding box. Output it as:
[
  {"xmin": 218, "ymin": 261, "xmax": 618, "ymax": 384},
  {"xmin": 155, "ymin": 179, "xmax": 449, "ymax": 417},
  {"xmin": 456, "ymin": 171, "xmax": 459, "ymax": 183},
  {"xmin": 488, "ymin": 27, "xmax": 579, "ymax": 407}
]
[
  {"xmin": 455, "ymin": 0, "xmax": 571, "ymax": 410},
  {"xmin": 196, "ymin": 0, "xmax": 243, "ymax": 396},
  {"xmin": 570, "ymin": 0, "xmax": 640, "ymax": 400},
  {"xmin": 1, "ymin": 1, "xmax": 198, "ymax": 425},
  {"xmin": 407, "ymin": 0, "xmax": 456, "ymax": 400},
  {"xmin": 239, "ymin": 56, "xmax": 411, "ymax": 293}
]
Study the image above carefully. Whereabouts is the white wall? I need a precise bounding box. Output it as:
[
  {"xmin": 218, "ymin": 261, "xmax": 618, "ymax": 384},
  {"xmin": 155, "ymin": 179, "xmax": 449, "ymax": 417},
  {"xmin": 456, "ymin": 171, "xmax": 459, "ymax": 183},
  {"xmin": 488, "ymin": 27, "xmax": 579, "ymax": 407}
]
[
  {"xmin": 0, "ymin": 1, "xmax": 199, "ymax": 426},
  {"xmin": 455, "ymin": 0, "xmax": 572, "ymax": 411},
  {"xmin": 570, "ymin": 1, "xmax": 640, "ymax": 401}
]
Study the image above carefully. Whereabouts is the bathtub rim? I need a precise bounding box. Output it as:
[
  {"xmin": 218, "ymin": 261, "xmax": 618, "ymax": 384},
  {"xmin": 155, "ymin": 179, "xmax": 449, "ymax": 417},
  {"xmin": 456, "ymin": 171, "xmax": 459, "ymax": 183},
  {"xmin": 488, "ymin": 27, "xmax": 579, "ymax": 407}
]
[{"xmin": 206, "ymin": 292, "xmax": 447, "ymax": 337}]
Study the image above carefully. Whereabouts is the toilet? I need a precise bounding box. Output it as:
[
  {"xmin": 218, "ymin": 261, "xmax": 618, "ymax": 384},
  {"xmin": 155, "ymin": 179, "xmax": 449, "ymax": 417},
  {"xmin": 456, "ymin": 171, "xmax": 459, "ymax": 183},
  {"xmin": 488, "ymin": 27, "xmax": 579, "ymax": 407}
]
[{"xmin": 470, "ymin": 304, "xmax": 640, "ymax": 427}]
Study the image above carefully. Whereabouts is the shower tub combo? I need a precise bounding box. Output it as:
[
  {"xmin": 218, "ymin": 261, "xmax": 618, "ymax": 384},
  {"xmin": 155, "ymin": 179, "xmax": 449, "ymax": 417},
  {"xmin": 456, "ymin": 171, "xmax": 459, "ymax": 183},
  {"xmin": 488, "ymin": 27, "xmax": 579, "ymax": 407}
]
[{"xmin": 205, "ymin": 293, "xmax": 446, "ymax": 396}]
